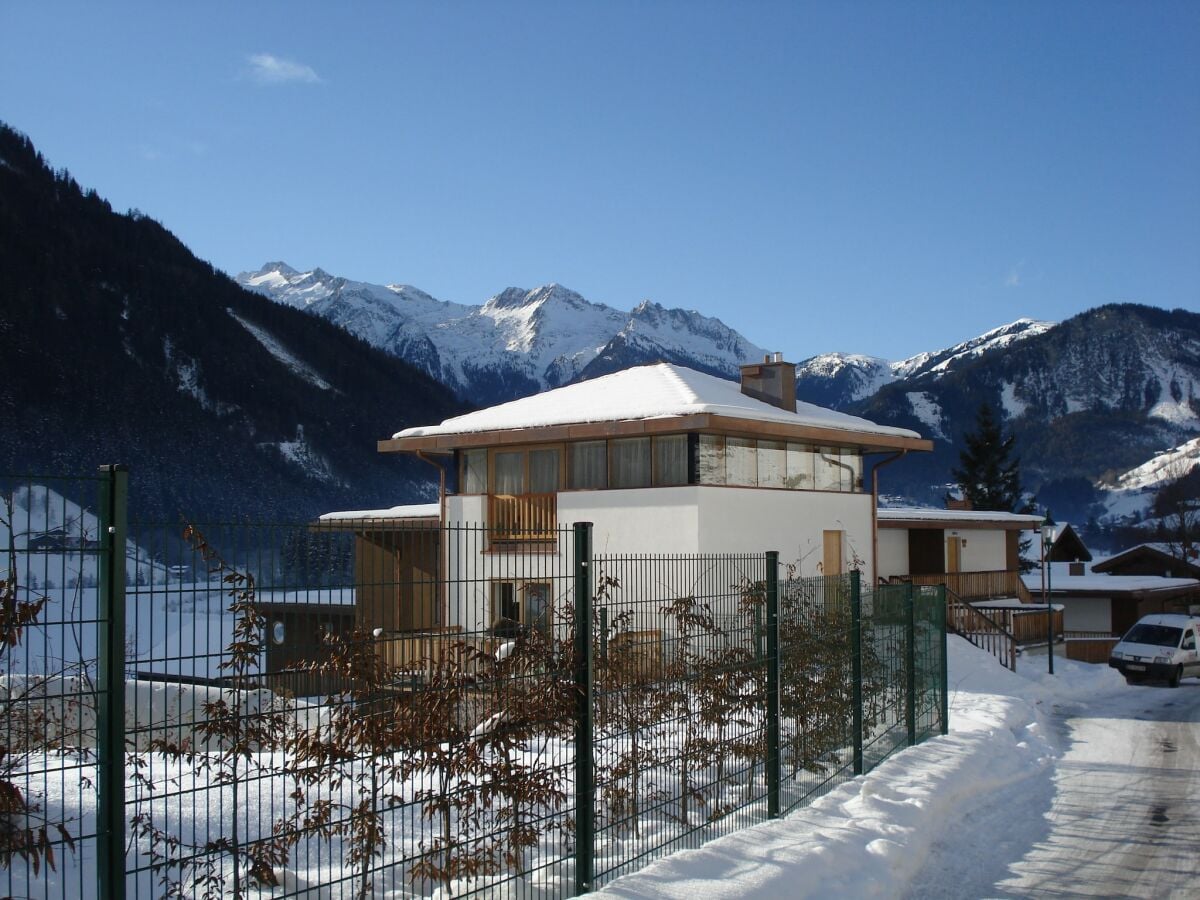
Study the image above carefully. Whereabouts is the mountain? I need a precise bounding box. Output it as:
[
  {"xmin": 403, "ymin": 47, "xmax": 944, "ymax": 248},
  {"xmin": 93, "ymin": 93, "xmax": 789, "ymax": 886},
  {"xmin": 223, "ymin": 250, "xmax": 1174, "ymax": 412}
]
[
  {"xmin": 0, "ymin": 123, "xmax": 466, "ymax": 521},
  {"xmin": 847, "ymin": 304, "xmax": 1200, "ymax": 515},
  {"xmin": 238, "ymin": 263, "xmax": 767, "ymax": 404},
  {"xmin": 793, "ymin": 319, "xmax": 1056, "ymax": 409}
]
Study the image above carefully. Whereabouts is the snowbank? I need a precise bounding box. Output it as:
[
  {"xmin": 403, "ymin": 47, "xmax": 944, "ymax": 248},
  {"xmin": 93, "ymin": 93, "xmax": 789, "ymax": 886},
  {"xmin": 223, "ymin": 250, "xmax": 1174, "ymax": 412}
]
[{"xmin": 595, "ymin": 640, "xmax": 1125, "ymax": 898}]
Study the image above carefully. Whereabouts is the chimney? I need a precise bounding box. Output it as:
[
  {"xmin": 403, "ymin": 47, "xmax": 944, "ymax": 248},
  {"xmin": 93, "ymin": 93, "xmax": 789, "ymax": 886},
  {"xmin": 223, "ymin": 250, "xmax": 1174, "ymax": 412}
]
[{"xmin": 740, "ymin": 353, "xmax": 796, "ymax": 413}]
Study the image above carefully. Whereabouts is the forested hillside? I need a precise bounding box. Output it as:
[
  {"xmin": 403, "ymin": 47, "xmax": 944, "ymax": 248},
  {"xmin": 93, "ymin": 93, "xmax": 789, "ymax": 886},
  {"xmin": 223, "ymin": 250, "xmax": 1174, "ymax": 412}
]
[{"xmin": 0, "ymin": 123, "xmax": 466, "ymax": 521}]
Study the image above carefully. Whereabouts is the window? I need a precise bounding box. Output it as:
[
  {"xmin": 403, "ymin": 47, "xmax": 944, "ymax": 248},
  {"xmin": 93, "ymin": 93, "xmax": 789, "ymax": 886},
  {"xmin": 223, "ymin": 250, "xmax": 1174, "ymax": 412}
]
[
  {"xmin": 698, "ymin": 435, "xmax": 726, "ymax": 485},
  {"xmin": 491, "ymin": 446, "xmax": 562, "ymax": 495},
  {"xmin": 653, "ymin": 435, "xmax": 688, "ymax": 486},
  {"xmin": 758, "ymin": 441, "xmax": 786, "ymax": 488},
  {"xmin": 785, "ymin": 443, "xmax": 814, "ymax": 489},
  {"xmin": 726, "ymin": 437, "xmax": 758, "ymax": 486},
  {"xmin": 570, "ymin": 441, "xmax": 607, "ymax": 489},
  {"xmin": 491, "ymin": 580, "xmax": 553, "ymax": 634},
  {"xmin": 610, "ymin": 437, "xmax": 651, "ymax": 489},
  {"xmin": 529, "ymin": 448, "xmax": 560, "ymax": 494},
  {"xmin": 494, "ymin": 450, "xmax": 525, "ymax": 494},
  {"xmin": 460, "ymin": 449, "xmax": 487, "ymax": 493},
  {"xmin": 814, "ymin": 446, "xmax": 842, "ymax": 491},
  {"xmin": 1183, "ymin": 630, "xmax": 1196, "ymax": 651}
]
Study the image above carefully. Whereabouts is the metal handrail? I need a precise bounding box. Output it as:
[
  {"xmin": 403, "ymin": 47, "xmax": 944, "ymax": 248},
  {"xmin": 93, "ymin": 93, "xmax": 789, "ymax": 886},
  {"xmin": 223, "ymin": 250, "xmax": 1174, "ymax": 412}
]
[{"xmin": 945, "ymin": 586, "xmax": 1018, "ymax": 671}]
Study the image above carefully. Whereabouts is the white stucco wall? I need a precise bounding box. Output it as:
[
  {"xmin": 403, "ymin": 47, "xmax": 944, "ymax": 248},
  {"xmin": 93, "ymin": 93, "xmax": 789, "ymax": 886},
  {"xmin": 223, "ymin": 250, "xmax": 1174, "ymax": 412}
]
[
  {"xmin": 693, "ymin": 488, "xmax": 874, "ymax": 581},
  {"xmin": 948, "ymin": 528, "xmax": 1008, "ymax": 573},
  {"xmin": 1060, "ymin": 595, "xmax": 1112, "ymax": 633},
  {"xmin": 440, "ymin": 487, "xmax": 874, "ymax": 628},
  {"xmin": 877, "ymin": 530, "xmax": 909, "ymax": 579}
]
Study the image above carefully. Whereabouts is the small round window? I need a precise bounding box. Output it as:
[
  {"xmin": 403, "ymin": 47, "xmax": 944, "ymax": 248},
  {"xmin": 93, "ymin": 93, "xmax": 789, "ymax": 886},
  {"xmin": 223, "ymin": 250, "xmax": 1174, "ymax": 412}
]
[{"xmin": 271, "ymin": 620, "xmax": 286, "ymax": 645}]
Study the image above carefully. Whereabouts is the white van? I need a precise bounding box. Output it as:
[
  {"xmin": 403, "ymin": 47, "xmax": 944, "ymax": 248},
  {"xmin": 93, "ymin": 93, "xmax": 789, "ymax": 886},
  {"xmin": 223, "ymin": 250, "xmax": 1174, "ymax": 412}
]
[{"xmin": 1108, "ymin": 613, "xmax": 1200, "ymax": 687}]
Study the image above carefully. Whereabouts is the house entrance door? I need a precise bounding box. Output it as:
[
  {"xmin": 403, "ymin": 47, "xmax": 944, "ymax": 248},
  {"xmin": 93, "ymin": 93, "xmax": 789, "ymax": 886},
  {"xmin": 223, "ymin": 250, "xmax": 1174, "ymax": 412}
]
[{"xmin": 946, "ymin": 536, "xmax": 962, "ymax": 574}]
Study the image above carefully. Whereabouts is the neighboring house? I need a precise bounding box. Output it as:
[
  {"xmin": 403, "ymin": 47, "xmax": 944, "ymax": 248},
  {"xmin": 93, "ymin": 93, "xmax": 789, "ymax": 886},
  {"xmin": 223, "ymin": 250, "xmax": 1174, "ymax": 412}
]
[
  {"xmin": 375, "ymin": 358, "xmax": 931, "ymax": 632},
  {"xmin": 876, "ymin": 507, "xmax": 1043, "ymax": 601},
  {"xmin": 1090, "ymin": 543, "xmax": 1200, "ymax": 580},
  {"xmin": 1042, "ymin": 522, "xmax": 1092, "ymax": 566},
  {"xmin": 1021, "ymin": 554, "xmax": 1200, "ymax": 637}
]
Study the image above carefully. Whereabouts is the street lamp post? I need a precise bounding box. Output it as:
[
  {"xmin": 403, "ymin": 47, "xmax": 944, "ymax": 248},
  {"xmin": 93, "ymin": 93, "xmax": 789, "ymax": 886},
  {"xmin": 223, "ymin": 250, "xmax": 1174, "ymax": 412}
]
[{"xmin": 1041, "ymin": 514, "xmax": 1055, "ymax": 675}]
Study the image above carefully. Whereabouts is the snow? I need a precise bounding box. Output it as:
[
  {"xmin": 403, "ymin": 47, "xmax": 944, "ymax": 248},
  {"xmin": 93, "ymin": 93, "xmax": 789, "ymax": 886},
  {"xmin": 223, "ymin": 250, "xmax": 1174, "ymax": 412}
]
[
  {"xmin": 394, "ymin": 363, "xmax": 924, "ymax": 442},
  {"xmin": 999, "ymin": 381, "xmax": 1027, "ymax": 419},
  {"xmin": 227, "ymin": 308, "xmax": 334, "ymax": 391},
  {"xmin": 904, "ymin": 392, "xmax": 945, "ymax": 439},
  {"xmin": 1021, "ymin": 570, "xmax": 1198, "ymax": 594},
  {"xmin": 238, "ymin": 263, "xmax": 766, "ymax": 398},
  {"xmin": 318, "ymin": 503, "xmax": 440, "ymax": 521},
  {"xmin": 594, "ymin": 639, "xmax": 1124, "ymax": 899},
  {"xmin": 878, "ymin": 508, "xmax": 1043, "ymax": 526},
  {"xmin": 891, "ymin": 318, "xmax": 1055, "ymax": 380},
  {"xmin": 1096, "ymin": 437, "xmax": 1200, "ymax": 523}
]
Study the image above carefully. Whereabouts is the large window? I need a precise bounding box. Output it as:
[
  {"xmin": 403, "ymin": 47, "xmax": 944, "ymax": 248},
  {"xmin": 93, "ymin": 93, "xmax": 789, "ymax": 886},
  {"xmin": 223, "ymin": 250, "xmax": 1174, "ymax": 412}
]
[
  {"xmin": 653, "ymin": 435, "xmax": 688, "ymax": 486},
  {"xmin": 570, "ymin": 441, "xmax": 607, "ymax": 489},
  {"xmin": 462, "ymin": 435, "xmax": 862, "ymax": 496},
  {"xmin": 491, "ymin": 446, "xmax": 562, "ymax": 495},
  {"xmin": 460, "ymin": 449, "xmax": 488, "ymax": 493},
  {"xmin": 610, "ymin": 437, "xmax": 651, "ymax": 489},
  {"xmin": 697, "ymin": 437, "xmax": 862, "ymax": 492}
]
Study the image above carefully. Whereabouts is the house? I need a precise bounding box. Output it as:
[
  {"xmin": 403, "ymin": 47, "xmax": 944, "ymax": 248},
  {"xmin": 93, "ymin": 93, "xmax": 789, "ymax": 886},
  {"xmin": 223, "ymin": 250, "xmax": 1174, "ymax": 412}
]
[
  {"xmin": 1042, "ymin": 522, "xmax": 1092, "ymax": 566},
  {"xmin": 375, "ymin": 358, "xmax": 931, "ymax": 632},
  {"xmin": 876, "ymin": 507, "xmax": 1042, "ymax": 601},
  {"xmin": 1021, "ymin": 544, "xmax": 1200, "ymax": 638},
  {"xmin": 1090, "ymin": 542, "xmax": 1200, "ymax": 581}
]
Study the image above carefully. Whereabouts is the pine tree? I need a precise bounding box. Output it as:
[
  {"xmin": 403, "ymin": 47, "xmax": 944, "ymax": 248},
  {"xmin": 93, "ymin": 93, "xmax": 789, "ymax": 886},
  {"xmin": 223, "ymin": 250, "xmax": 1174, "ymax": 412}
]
[{"xmin": 952, "ymin": 402, "xmax": 1022, "ymax": 511}]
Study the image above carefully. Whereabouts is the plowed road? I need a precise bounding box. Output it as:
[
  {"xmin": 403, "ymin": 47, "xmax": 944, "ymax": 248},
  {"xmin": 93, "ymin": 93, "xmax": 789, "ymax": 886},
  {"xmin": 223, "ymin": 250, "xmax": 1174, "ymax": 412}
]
[{"xmin": 908, "ymin": 679, "xmax": 1200, "ymax": 898}]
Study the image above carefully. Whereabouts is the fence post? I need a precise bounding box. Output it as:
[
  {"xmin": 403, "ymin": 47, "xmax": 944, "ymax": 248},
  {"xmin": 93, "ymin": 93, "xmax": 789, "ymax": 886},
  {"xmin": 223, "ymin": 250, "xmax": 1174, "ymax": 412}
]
[
  {"xmin": 905, "ymin": 582, "xmax": 916, "ymax": 746},
  {"xmin": 851, "ymin": 569, "xmax": 863, "ymax": 776},
  {"xmin": 573, "ymin": 522, "xmax": 595, "ymax": 895},
  {"xmin": 938, "ymin": 585, "xmax": 949, "ymax": 736},
  {"xmin": 97, "ymin": 465, "xmax": 128, "ymax": 900},
  {"xmin": 765, "ymin": 551, "xmax": 780, "ymax": 819}
]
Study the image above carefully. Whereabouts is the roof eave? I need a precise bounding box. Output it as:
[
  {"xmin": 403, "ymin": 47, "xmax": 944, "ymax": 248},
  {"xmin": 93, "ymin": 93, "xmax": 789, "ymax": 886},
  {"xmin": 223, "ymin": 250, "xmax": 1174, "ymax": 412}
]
[{"xmin": 379, "ymin": 413, "xmax": 932, "ymax": 455}]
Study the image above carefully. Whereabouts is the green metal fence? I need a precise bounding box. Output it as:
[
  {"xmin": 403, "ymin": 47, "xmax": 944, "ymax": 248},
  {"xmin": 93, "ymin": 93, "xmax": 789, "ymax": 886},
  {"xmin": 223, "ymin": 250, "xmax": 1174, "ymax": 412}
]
[{"xmin": 1, "ymin": 469, "xmax": 947, "ymax": 899}]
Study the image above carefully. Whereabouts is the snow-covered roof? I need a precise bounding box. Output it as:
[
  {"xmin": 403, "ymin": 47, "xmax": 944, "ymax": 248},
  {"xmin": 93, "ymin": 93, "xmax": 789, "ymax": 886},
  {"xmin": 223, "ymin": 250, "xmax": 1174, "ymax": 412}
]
[
  {"xmin": 318, "ymin": 503, "xmax": 440, "ymax": 522},
  {"xmin": 390, "ymin": 363, "xmax": 924, "ymax": 446},
  {"xmin": 1021, "ymin": 571, "xmax": 1199, "ymax": 594},
  {"xmin": 878, "ymin": 507, "xmax": 1043, "ymax": 528}
]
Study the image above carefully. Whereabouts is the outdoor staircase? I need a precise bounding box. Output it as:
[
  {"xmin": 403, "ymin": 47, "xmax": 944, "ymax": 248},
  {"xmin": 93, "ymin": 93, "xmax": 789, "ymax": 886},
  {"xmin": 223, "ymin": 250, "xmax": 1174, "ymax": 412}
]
[{"xmin": 945, "ymin": 587, "xmax": 1018, "ymax": 671}]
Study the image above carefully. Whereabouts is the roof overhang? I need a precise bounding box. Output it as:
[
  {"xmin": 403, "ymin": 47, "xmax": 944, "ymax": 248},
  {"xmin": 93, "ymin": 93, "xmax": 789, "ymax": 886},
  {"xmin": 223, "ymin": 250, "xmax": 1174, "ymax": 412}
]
[
  {"xmin": 378, "ymin": 413, "xmax": 933, "ymax": 456},
  {"xmin": 878, "ymin": 514, "xmax": 1042, "ymax": 531}
]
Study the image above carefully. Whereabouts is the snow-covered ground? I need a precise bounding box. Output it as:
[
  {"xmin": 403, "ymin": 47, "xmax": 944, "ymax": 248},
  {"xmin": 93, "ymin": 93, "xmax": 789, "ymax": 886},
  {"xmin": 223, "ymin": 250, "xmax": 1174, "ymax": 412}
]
[
  {"xmin": 1098, "ymin": 436, "xmax": 1200, "ymax": 524},
  {"xmin": 596, "ymin": 639, "xmax": 1199, "ymax": 899}
]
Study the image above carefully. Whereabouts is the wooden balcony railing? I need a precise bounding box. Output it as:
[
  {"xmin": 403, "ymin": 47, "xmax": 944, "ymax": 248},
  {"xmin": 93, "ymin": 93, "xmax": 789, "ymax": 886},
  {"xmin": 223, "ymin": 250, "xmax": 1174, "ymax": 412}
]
[
  {"xmin": 488, "ymin": 493, "xmax": 558, "ymax": 543},
  {"xmin": 909, "ymin": 569, "xmax": 1022, "ymax": 601}
]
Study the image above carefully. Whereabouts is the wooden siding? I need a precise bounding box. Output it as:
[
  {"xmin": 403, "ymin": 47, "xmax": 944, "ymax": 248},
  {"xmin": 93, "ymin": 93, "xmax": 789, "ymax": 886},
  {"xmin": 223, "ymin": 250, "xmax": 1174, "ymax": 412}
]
[
  {"xmin": 909, "ymin": 569, "xmax": 1023, "ymax": 601},
  {"xmin": 354, "ymin": 529, "xmax": 441, "ymax": 634}
]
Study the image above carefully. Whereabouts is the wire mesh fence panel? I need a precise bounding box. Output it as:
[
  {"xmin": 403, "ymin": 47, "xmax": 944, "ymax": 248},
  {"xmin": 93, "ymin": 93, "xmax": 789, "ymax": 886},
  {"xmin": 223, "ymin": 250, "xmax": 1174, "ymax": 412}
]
[
  {"xmin": 589, "ymin": 552, "xmax": 770, "ymax": 888},
  {"xmin": 776, "ymin": 573, "xmax": 860, "ymax": 813},
  {"xmin": 0, "ymin": 473, "xmax": 111, "ymax": 900},
  {"xmin": 122, "ymin": 520, "xmax": 580, "ymax": 900},
  {"xmin": 1, "ymin": 473, "xmax": 951, "ymax": 899}
]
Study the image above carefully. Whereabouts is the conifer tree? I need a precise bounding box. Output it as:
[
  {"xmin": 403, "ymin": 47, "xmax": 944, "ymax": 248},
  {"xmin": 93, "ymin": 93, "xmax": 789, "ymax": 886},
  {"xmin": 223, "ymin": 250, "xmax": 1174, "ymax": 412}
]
[{"xmin": 951, "ymin": 402, "xmax": 1022, "ymax": 511}]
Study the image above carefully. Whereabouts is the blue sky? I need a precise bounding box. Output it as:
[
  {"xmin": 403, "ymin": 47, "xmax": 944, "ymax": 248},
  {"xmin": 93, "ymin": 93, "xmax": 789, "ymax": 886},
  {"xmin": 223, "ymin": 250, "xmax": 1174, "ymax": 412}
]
[{"xmin": 2, "ymin": 1, "xmax": 1197, "ymax": 360}]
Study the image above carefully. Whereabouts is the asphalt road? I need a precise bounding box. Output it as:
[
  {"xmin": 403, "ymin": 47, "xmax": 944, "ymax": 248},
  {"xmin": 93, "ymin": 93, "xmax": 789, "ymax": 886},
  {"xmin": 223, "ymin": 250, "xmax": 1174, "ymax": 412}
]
[{"xmin": 906, "ymin": 676, "xmax": 1200, "ymax": 899}]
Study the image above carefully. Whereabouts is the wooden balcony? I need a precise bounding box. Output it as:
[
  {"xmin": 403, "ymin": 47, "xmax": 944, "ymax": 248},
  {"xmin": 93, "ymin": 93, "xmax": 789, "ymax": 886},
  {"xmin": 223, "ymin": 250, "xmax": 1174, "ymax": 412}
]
[{"xmin": 487, "ymin": 493, "xmax": 558, "ymax": 544}]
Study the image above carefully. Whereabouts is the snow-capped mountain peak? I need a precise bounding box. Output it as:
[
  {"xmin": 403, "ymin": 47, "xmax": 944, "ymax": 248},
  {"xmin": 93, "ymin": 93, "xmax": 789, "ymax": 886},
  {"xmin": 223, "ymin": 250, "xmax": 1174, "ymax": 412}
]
[
  {"xmin": 893, "ymin": 318, "xmax": 1056, "ymax": 380},
  {"xmin": 237, "ymin": 264, "xmax": 763, "ymax": 404}
]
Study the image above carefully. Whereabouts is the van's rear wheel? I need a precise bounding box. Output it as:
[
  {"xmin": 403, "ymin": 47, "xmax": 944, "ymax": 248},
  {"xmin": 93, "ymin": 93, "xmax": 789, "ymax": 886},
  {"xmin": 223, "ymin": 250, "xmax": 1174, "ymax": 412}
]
[{"xmin": 1168, "ymin": 666, "xmax": 1182, "ymax": 688}]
